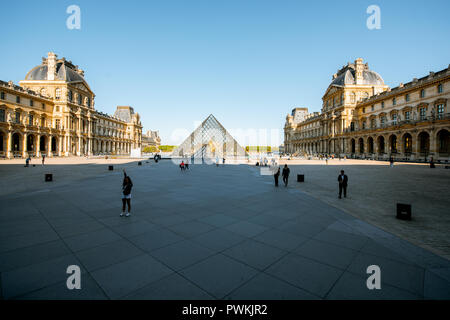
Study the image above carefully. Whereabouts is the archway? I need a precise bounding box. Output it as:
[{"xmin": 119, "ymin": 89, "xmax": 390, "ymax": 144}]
[
  {"xmin": 359, "ymin": 138, "xmax": 364, "ymax": 154},
  {"xmin": 27, "ymin": 135, "xmax": 35, "ymax": 153},
  {"xmin": 377, "ymin": 136, "xmax": 385, "ymax": 154},
  {"xmin": 437, "ymin": 129, "xmax": 450, "ymax": 156},
  {"xmin": 0, "ymin": 131, "xmax": 4, "ymax": 152},
  {"xmin": 51, "ymin": 137, "xmax": 57, "ymax": 153},
  {"xmin": 389, "ymin": 135, "xmax": 397, "ymax": 153},
  {"xmin": 12, "ymin": 133, "xmax": 21, "ymax": 152},
  {"xmin": 403, "ymin": 133, "xmax": 413, "ymax": 154},
  {"xmin": 367, "ymin": 137, "xmax": 374, "ymax": 154},
  {"xmin": 418, "ymin": 132, "xmax": 430, "ymax": 155},
  {"xmin": 40, "ymin": 136, "xmax": 47, "ymax": 152}
]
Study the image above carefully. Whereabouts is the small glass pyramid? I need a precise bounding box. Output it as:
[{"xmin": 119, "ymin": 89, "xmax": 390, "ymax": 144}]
[{"xmin": 171, "ymin": 114, "xmax": 248, "ymax": 160}]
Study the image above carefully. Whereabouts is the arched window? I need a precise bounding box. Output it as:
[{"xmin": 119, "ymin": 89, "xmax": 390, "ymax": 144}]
[{"xmin": 350, "ymin": 92, "xmax": 356, "ymax": 103}]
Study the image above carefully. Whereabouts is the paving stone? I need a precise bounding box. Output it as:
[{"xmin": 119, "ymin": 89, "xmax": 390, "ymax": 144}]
[
  {"xmin": 180, "ymin": 254, "xmax": 258, "ymax": 299},
  {"xmin": 90, "ymin": 254, "xmax": 173, "ymax": 299}
]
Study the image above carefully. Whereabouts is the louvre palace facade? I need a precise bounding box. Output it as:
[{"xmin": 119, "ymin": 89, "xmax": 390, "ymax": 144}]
[
  {"xmin": 284, "ymin": 58, "xmax": 450, "ymax": 161},
  {"xmin": 0, "ymin": 52, "xmax": 143, "ymax": 159}
]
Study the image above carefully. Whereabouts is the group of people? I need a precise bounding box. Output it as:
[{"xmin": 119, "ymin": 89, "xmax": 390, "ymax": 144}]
[
  {"xmin": 24, "ymin": 155, "xmax": 46, "ymax": 167},
  {"xmin": 273, "ymin": 164, "xmax": 291, "ymax": 187},
  {"xmin": 179, "ymin": 161, "xmax": 190, "ymax": 171},
  {"xmin": 272, "ymin": 163, "xmax": 349, "ymax": 199}
]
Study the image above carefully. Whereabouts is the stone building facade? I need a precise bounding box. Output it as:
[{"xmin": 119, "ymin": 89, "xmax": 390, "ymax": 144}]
[
  {"xmin": 142, "ymin": 130, "xmax": 161, "ymax": 149},
  {"xmin": 284, "ymin": 59, "xmax": 450, "ymax": 161},
  {"xmin": 0, "ymin": 52, "xmax": 143, "ymax": 158}
]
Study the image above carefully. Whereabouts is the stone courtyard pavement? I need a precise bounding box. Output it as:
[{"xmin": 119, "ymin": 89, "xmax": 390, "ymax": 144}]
[{"xmin": 0, "ymin": 159, "xmax": 449, "ymax": 300}]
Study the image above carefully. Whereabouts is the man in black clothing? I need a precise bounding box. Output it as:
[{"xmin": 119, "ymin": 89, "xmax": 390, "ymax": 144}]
[
  {"xmin": 282, "ymin": 164, "xmax": 290, "ymax": 187},
  {"xmin": 274, "ymin": 167, "xmax": 280, "ymax": 187},
  {"xmin": 337, "ymin": 170, "xmax": 348, "ymax": 199}
]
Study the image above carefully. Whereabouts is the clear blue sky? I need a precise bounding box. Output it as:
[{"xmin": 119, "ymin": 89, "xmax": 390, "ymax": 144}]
[{"xmin": 1, "ymin": 0, "xmax": 449, "ymax": 146}]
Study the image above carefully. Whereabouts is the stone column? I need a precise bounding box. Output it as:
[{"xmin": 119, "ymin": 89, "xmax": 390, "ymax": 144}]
[
  {"xmin": 36, "ymin": 135, "xmax": 41, "ymax": 158},
  {"xmin": 58, "ymin": 136, "xmax": 62, "ymax": 156},
  {"xmin": 23, "ymin": 132, "xmax": 27, "ymax": 158},
  {"xmin": 48, "ymin": 136, "xmax": 53, "ymax": 157},
  {"xmin": 7, "ymin": 131, "xmax": 12, "ymax": 159}
]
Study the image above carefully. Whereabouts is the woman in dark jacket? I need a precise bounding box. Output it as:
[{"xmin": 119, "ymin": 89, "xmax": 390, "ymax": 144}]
[{"xmin": 121, "ymin": 169, "xmax": 133, "ymax": 217}]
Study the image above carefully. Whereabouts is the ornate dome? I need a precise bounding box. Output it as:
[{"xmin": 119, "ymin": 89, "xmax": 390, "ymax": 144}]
[
  {"xmin": 25, "ymin": 61, "xmax": 86, "ymax": 83},
  {"xmin": 330, "ymin": 59, "xmax": 385, "ymax": 87}
]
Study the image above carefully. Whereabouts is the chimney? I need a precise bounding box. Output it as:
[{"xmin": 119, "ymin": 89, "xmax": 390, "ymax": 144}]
[
  {"xmin": 355, "ymin": 58, "xmax": 364, "ymax": 85},
  {"xmin": 47, "ymin": 52, "xmax": 57, "ymax": 81}
]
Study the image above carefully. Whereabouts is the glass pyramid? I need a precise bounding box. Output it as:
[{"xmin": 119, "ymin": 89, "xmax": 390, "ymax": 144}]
[{"xmin": 171, "ymin": 114, "xmax": 248, "ymax": 160}]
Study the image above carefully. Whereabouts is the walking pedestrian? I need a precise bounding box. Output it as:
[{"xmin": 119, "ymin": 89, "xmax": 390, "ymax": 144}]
[
  {"xmin": 121, "ymin": 169, "xmax": 133, "ymax": 217},
  {"xmin": 274, "ymin": 167, "xmax": 280, "ymax": 187},
  {"xmin": 282, "ymin": 164, "xmax": 290, "ymax": 187},
  {"xmin": 337, "ymin": 170, "xmax": 348, "ymax": 199},
  {"xmin": 389, "ymin": 156, "xmax": 394, "ymax": 168},
  {"xmin": 42, "ymin": 154, "xmax": 46, "ymax": 166},
  {"xmin": 180, "ymin": 161, "xmax": 185, "ymax": 171}
]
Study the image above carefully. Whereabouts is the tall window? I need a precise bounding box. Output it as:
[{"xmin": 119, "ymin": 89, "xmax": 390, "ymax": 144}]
[
  {"xmin": 68, "ymin": 90, "xmax": 73, "ymax": 102},
  {"xmin": 420, "ymin": 107, "xmax": 426, "ymax": 120},
  {"xmin": 78, "ymin": 94, "xmax": 82, "ymax": 105},
  {"xmin": 55, "ymin": 119, "xmax": 61, "ymax": 129},
  {"xmin": 30, "ymin": 100, "xmax": 34, "ymax": 107},
  {"xmin": 362, "ymin": 121, "xmax": 366, "ymax": 129},
  {"xmin": 420, "ymin": 89, "xmax": 425, "ymax": 98},
  {"xmin": 28, "ymin": 114, "xmax": 33, "ymax": 126},
  {"xmin": 392, "ymin": 113, "xmax": 397, "ymax": 125},
  {"xmin": 381, "ymin": 101, "xmax": 384, "ymax": 109},
  {"xmin": 392, "ymin": 97, "xmax": 396, "ymax": 106},
  {"xmin": 1, "ymin": 92, "xmax": 5, "ymax": 100},
  {"xmin": 381, "ymin": 116, "xmax": 386, "ymax": 126},
  {"xmin": 340, "ymin": 94, "xmax": 344, "ymax": 104},
  {"xmin": 350, "ymin": 122, "xmax": 355, "ymax": 131},
  {"xmin": 437, "ymin": 104, "xmax": 444, "ymax": 119},
  {"xmin": 55, "ymin": 88, "xmax": 61, "ymax": 100},
  {"xmin": 371, "ymin": 118, "xmax": 376, "ymax": 128},
  {"xmin": 0, "ymin": 109, "xmax": 5, "ymax": 122},
  {"xmin": 405, "ymin": 94, "xmax": 410, "ymax": 102},
  {"xmin": 16, "ymin": 96, "xmax": 20, "ymax": 104},
  {"xmin": 438, "ymin": 84, "xmax": 443, "ymax": 93},
  {"xmin": 15, "ymin": 111, "xmax": 20, "ymax": 124},
  {"xmin": 351, "ymin": 92, "xmax": 356, "ymax": 103},
  {"xmin": 405, "ymin": 111, "xmax": 410, "ymax": 121}
]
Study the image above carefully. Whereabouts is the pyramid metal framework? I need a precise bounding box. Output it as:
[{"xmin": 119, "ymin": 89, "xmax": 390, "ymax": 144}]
[{"xmin": 171, "ymin": 114, "xmax": 248, "ymax": 159}]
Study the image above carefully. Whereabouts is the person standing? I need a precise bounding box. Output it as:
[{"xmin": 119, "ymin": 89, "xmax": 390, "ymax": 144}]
[
  {"xmin": 282, "ymin": 164, "xmax": 290, "ymax": 187},
  {"xmin": 274, "ymin": 167, "xmax": 280, "ymax": 187},
  {"xmin": 389, "ymin": 156, "xmax": 394, "ymax": 168},
  {"xmin": 42, "ymin": 154, "xmax": 46, "ymax": 166},
  {"xmin": 337, "ymin": 170, "xmax": 348, "ymax": 199},
  {"xmin": 121, "ymin": 169, "xmax": 133, "ymax": 217}
]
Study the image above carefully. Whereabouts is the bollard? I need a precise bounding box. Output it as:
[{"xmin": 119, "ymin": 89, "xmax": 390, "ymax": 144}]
[
  {"xmin": 138, "ymin": 162, "xmax": 142, "ymax": 166},
  {"xmin": 297, "ymin": 174, "xmax": 304, "ymax": 182},
  {"xmin": 45, "ymin": 174, "xmax": 53, "ymax": 182},
  {"xmin": 108, "ymin": 165, "xmax": 113, "ymax": 171},
  {"xmin": 396, "ymin": 203, "xmax": 411, "ymax": 220}
]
